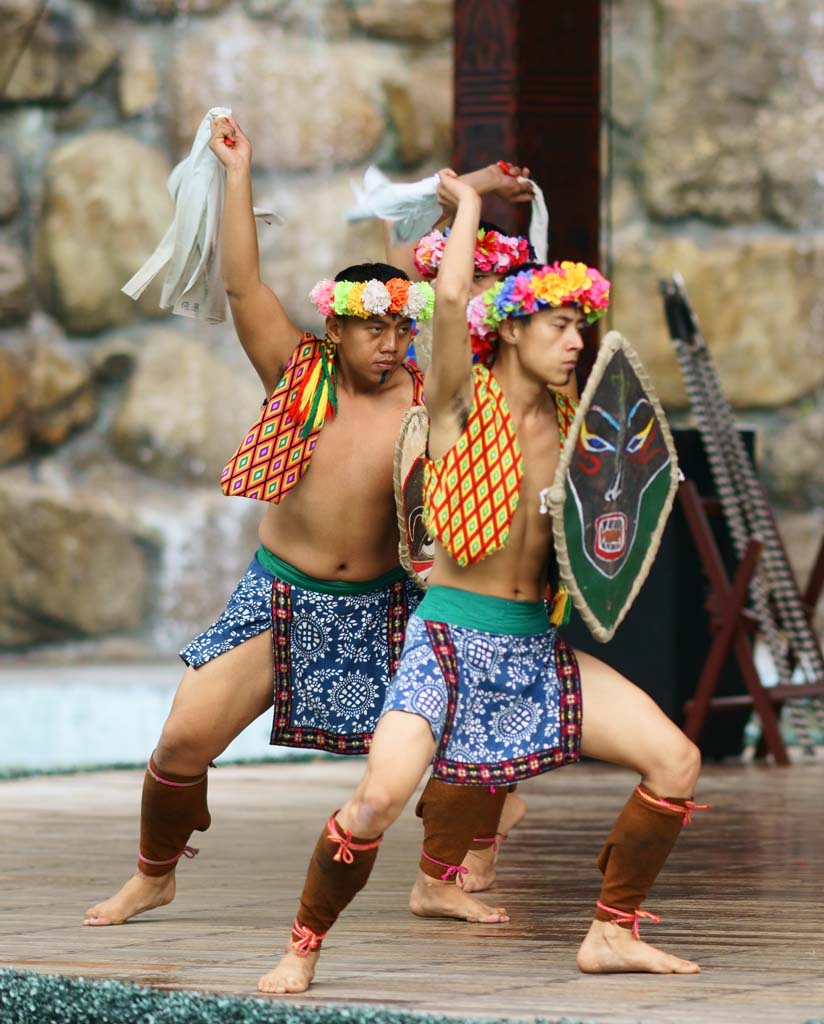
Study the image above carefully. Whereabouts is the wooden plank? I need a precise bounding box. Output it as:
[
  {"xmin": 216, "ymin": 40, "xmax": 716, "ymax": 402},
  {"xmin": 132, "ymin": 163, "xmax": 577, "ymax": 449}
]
[{"xmin": 1, "ymin": 760, "xmax": 823, "ymax": 1023}]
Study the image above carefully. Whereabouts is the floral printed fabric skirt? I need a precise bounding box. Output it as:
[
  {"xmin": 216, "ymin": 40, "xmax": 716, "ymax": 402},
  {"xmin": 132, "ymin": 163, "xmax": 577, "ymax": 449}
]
[
  {"xmin": 180, "ymin": 551, "xmax": 420, "ymax": 754},
  {"xmin": 381, "ymin": 614, "xmax": 582, "ymax": 786}
]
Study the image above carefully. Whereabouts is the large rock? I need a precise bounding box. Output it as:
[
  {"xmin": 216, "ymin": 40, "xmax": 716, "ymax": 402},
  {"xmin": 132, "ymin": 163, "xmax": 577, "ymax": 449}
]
[
  {"xmin": 171, "ymin": 14, "xmax": 385, "ymax": 170},
  {"xmin": 385, "ymin": 53, "xmax": 453, "ymax": 167},
  {"xmin": 113, "ymin": 330, "xmax": 263, "ymax": 482},
  {"xmin": 117, "ymin": 40, "xmax": 160, "ymax": 117},
  {"xmin": 123, "ymin": 0, "xmax": 229, "ymax": 14},
  {"xmin": 351, "ymin": 0, "xmax": 452, "ymax": 41},
  {"xmin": 0, "ymin": 243, "xmax": 32, "ymax": 324},
  {"xmin": 24, "ymin": 319, "xmax": 97, "ymax": 447},
  {"xmin": 36, "ymin": 131, "xmax": 173, "ymax": 333},
  {"xmin": 0, "ymin": 350, "xmax": 25, "ymax": 465},
  {"xmin": 611, "ymin": 235, "xmax": 824, "ymax": 408},
  {"xmin": 0, "ymin": 153, "xmax": 21, "ymax": 221},
  {"xmin": 641, "ymin": 0, "xmax": 824, "ymax": 226},
  {"xmin": 765, "ymin": 412, "xmax": 824, "ymax": 510},
  {"xmin": 242, "ymin": 0, "xmax": 352, "ymax": 37},
  {"xmin": 0, "ymin": 0, "xmax": 116, "ymax": 103},
  {"xmin": 0, "ymin": 480, "xmax": 150, "ymax": 647}
]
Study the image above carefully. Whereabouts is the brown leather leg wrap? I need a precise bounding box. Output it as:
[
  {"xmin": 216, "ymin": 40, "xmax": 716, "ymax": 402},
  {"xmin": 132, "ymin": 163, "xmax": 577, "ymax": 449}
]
[
  {"xmin": 468, "ymin": 783, "xmax": 515, "ymax": 852},
  {"xmin": 138, "ymin": 755, "xmax": 211, "ymax": 877},
  {"xmin": 594, "ymin": 785, "xmax": 686, "ymax": 927},
  {"xmin": 295, "ymin": 814, "xmax": 382, "ymax": 941},
  {"xmin": 416, "ymin": 777, "xmax": 507, "ymax": 880}
]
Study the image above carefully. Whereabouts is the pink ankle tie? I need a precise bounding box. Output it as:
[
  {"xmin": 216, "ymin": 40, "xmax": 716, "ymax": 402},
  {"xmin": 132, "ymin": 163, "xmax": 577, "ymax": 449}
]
[
  {"xmin": 138, "ymin": 844, "xmax": 199, "ymax": 868},
  {"xmin": 291, "ymin": 918, "xmax": 326, "ymax": 957},
  {"xmin": 421, "ymin": 849, "xmax": 468, "ymax": 882},
  {"xmin": 597, "ymin": 900, "xmax": 661, "ymax": 940},
  {"xmin": 326, "ymin": 813, "xmax": 382, "ymax": 865},
  {"xmin": 472, "ymin": 834, "xmax": 499, "ymax": 851},
  {"xmin": 636, "ymin": 786, "xmax": 712, "ymax": 826}
]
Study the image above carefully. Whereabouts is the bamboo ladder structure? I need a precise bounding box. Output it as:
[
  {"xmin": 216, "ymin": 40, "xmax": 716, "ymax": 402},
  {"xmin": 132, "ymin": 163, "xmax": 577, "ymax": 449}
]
[{"xmin": 660, "ymin": 275, "xmax": 824, "ymax": 763}]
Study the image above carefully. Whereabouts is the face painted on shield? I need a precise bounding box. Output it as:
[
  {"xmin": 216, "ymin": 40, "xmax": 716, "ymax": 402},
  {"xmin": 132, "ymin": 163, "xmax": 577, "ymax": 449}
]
[{"xmin": 569, "ymin": 350, "xmax": 669, "ymax": 578}]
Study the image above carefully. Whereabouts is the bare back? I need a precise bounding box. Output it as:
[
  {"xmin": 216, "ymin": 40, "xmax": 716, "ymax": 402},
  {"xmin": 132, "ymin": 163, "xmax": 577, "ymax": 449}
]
[{"xmin": 258, "ymin": 367, "xmax": 414, "ymax": 580}]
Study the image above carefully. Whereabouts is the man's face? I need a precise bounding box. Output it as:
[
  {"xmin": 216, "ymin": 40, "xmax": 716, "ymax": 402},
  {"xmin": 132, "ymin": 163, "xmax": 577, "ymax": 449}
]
[
  {"xmin": 470, "ymin": 270, "xmax": 500, "ymax": 297},
  {"xmin": 514, "ymin": 305, "xmax": 585, "ymax": 388},
  {"xmin": 329, "ymin": 313, "xmax": 413, "ymax": 382}
]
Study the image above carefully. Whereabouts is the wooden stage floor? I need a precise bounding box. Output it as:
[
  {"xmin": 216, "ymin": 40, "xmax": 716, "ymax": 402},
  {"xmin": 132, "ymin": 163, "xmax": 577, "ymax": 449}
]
[{"xmin": 2, "ymin": 759, "xmax": 823, "ymax": 1024}]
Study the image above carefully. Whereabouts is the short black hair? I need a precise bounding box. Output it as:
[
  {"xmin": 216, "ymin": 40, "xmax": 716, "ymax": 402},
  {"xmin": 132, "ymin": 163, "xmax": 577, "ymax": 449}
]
[
  {"xmin": 501, "ymin": 260, "xmax": 542, "ymax": 280},
  {"xmin": 479, "ymin": 219, "xmax": 509, "ymax": 235},
  {"xmin": 334, "ymin": 262, "xmax": 408, "ymax": 284}
]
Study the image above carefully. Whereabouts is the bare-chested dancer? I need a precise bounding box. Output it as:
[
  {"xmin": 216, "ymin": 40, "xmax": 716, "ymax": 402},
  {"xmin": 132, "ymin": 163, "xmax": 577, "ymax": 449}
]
[
  {"xmin": 258, "ymin": 171, "xmax": 706, "ymax": 994},
  {"xmin": 83, "ymin": 118, "xmax": 506, "ymax": 930}
]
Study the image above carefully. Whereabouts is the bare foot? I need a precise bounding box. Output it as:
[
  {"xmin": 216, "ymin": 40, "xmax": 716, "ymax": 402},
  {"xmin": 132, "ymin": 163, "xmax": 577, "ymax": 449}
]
[
  {"xmin": 460, "ymin": 791, "xmax": 527, "ymax": 893},
  {"xmin": 409, "ymin": 870, "xmax": 509, "ymax": 922},
  {"xmin": 258, "ymin": 948, "xmax": 319, "ymax": 994},
  {"xmin": 576, "ymin": 919, "xmax": 700, "ymax": 974},
  {"xmin": 83, "ymin": 871, "xmax": 176, "ymax": 926}
]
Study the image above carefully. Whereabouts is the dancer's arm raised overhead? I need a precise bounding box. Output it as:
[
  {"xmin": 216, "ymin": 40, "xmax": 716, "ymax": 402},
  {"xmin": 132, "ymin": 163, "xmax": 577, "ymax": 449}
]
[
  {"xmin": 425, "ymin": 171, "xmax": 481, "ymax": 458},
  {"xmin": 209, "ymin": 115, "xmax": 302, "ymax": 395},
  {"xmin": 384, "ymin": 163, "xmax": 532, "ymax": 280}
]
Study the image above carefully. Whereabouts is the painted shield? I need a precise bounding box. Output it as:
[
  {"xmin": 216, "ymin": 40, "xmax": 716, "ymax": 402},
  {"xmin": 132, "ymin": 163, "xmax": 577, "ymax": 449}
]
[
  {"xmin": 548, "ymin": 331, "xmax": 680, "ymax": 642},
  {"xmin": 393, "ymin": 406, "xmax": 434, "ymax": 587}
]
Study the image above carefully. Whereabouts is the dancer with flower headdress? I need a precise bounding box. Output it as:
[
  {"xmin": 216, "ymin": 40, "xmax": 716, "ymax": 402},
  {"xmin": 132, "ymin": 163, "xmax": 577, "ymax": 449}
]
[
  {"xmin": 260, "ymin": 172, "xmax": 708, "ymax": 994},
  {"xmin": 84, "ymin": 117, "xmax": 507, "ymax": 932}
]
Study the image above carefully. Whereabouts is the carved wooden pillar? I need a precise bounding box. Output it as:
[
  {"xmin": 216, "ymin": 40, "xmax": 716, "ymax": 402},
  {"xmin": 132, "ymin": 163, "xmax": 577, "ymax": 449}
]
[{"xmin": 453, "ymin": 0, "xmax": 601, "ymax": 270}]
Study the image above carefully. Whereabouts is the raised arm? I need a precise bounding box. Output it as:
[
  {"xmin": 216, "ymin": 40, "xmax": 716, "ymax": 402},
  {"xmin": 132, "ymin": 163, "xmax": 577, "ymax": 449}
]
[
  {"xmin": 382, "ymin": 163, "xmax": 533, "ymax": 282},
  {"xmin": 425, "ymin": 172, "xmax": 482, "ymax": 455},
  {"xmin": 209, "ymin": 116, "xmax": 302, "ymax": 395}
]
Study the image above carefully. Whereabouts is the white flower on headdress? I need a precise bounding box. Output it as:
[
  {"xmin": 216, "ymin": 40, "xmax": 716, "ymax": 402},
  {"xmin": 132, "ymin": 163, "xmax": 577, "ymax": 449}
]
[
  {"xmin": 403, "ymin": 282, "xmax": 428, "ymax": 319},
  {"xmin": 361, "ymin": 280, "xmax": 391, "ymax": 315}
]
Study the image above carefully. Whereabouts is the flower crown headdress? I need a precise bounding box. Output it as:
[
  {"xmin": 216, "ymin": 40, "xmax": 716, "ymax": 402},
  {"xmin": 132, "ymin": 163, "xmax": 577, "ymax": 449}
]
[
  {"xmin": 467, "ymin": 261, "xmax": 611, "ymax": 364},
  {"xmin": 413, "ymin": 226, "xmax": 534, "ymax": 280},
  {"xmin": 309, "ymin": 277, "xmax": 435, "ymax": 321}
]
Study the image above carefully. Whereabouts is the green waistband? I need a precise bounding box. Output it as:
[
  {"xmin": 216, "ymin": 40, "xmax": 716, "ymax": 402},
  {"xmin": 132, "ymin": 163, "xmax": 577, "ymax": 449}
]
[
  {"xmin": 416, "ymin": 584, "xmax": 549, "ymax": 636},
  {"xmin": 255, "ymin": 545, "xmax": 407, "ymax": 595}
]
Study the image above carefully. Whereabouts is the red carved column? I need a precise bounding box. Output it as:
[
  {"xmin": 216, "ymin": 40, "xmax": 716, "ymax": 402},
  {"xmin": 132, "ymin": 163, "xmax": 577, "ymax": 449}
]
[{"xmin": 454, "ymin": 1, "xmax": 602, "ymax": 376}]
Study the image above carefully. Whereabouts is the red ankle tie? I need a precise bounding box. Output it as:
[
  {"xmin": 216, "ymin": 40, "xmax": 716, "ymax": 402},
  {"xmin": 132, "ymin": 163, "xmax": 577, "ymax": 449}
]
[
  {"xmin": 421, "ymin": 849, "xmax": 468, "ymax": 882},
  {"xmin": 596, "ymin": 900, "xmax": 661, "ymax": 940},
  {"xmin": 147, "ymin": 761, "xmax": 208, "ymax": 788},
  {"xmin": 326, "ymin": 813, "xmax": 383, "ymax": 865},
  {"xmin": 138, "ymin": 844, "xmax": 199, "ymax": 868},
  {"xmin": 291, "ymin": 918, "xmax": 326, "ymax": 957}
]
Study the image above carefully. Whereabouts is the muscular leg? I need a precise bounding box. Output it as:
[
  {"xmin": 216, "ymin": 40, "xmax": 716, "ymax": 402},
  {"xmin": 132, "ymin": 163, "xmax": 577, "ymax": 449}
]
[
  {"xmin": 83, "ymin": 631, "xmax": 276, "ymax": 926},
  {"xmin": 259, "ymin": 708, "xmax": 506, "ymax": 994},
  {"xmin": 573, "ymin": 650, "xmax": 704, "ymax": 975}
]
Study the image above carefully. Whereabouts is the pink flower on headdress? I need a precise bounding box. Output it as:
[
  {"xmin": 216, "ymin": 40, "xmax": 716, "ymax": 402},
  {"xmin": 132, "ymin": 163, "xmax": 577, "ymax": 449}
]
[
  {"xmin": 413, "ymin": 231, "xmax": 446, "ymax": 279},
  {"xmin": 508, "ymin": 274, "xmax": 539, "ymax": 313},
  {"xmin": 585, "ymin": 270, "xmax": 611, "ymax": 309},
  {"xmin": 309, "ymin": 279, "xmax": 336, "ymax": 317},
  {"xmin": 467, "ymin": 294, "xmax": 491, "ymax": 340}
]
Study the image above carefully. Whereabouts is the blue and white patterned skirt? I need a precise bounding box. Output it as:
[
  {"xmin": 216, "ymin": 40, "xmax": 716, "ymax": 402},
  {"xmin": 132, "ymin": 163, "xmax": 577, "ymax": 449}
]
[
  {"xmin": 381, "ymin": 614, "xmax": 582, "ymax": 785},
  {"xmin": 180, "ymin": 551, "xmax": 420, "ymax": 754}
]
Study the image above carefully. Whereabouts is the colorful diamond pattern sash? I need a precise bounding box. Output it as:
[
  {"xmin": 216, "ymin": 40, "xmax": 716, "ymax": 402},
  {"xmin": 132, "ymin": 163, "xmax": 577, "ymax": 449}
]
[
  {"xmin": 221, "ymin": 333, "xmax": 425, "ymax": 505},
  {"xmin": 424, "ymin": 365, "xmax": 523, "ymax": 566}
]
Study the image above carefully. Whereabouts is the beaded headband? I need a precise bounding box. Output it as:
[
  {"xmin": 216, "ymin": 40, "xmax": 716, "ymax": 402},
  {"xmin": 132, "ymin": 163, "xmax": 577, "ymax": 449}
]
[
  {"xmin": 413, "ymin": 226, "xmax": 534, "ymax": 280},
  {"xmin": 309, "ymin": 277, "xmax": 435, "ymax": 321}
]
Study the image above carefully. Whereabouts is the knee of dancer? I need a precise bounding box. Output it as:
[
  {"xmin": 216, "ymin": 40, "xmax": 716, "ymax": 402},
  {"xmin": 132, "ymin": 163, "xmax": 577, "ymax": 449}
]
[
  {"xmin": 154, "ymin": 722, "xmax": 212, "ymax": 775},
  {"xmin": 655, "ymin": 736, "xmax": 702, "ymax": 797},
  {"xmin": 350, "ymin": 784, "xmax": 402, "ymax": 836}
]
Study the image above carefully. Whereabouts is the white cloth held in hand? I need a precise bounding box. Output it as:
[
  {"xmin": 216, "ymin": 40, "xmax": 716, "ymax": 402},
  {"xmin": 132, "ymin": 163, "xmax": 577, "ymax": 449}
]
[
  {"xmin": 346, "ymin": 165, "xmax": 550, "ymax": 260},
  {"xmin": 122, "ymin": 106, "xmax": 282, "ymax": 324},
  {"xmin": 346, "ymin": 166, "xmax": 441, "ymax": 245}
]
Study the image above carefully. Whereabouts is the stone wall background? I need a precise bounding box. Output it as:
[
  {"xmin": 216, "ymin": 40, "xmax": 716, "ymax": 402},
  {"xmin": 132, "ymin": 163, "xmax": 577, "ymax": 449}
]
[{"xmin": 0, "ymin": 0, "xmax": 822, "ymax": 660}]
